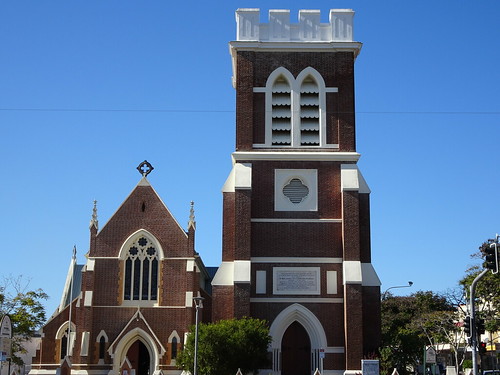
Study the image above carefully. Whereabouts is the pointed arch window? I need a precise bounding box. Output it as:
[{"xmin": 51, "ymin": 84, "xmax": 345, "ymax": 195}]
[
  {"xmin": 99, "ymin": 336, "xmax": 106, "ymax": 359},
  {"xmin": 299, "ymin": 75, "xmax": 320, "ymax": 146},
  {"xmin": 271, "ymin": 74, "xmax": 292, "ymax": 146},
  {"xmin": 124, "ymin": 235, "xmax": 159, "ymax": 302},
  {"xmin": 60, "ymin": 329, "xmax": 69, "ymax": 359}
]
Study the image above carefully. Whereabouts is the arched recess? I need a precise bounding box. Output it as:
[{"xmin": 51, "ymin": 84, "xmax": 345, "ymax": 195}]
[
  {"xmin": 96, "ymin": 330, "xmax": 109, "ymax": 363},
  {"xmin": 167, "ymin": 330, "xmax": 181, "ymax": 364},
  {"xmin": 110, "ymin": 328, "xmax": 160, "ymax": 375},
  {"xmin": 269, "ymin": 303, "xmax": 327, "ymax": 350},
  {"xmin": 55, "ymin": 321, "xmax": 77, "ymax": 359},
  {"xmin": 119, "ymin": 229, "xmax": 163, "ymax": 304},
  {"xmin": 118, "ymin": 229, "xmax": 165, "ymax": 260},
  {"xmin": 263, "ymin": 67, "xmax": 328, "ymax": 147},
  {"xmin": 269, "ymin": 304, "xmax": 327, "ymax": 373}
]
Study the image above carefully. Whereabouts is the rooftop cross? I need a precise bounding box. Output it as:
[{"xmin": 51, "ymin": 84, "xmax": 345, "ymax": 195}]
[{"xmin": 137, "ymin": 160, "xmax": 154, "ymax": 177}]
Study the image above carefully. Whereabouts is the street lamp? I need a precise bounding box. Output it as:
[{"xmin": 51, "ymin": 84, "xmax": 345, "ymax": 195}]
[
  {"xmin": 382, "ymin": 281, "xmax": 413, "ymax": 299},
  {"xmin": 193, "ymin": 296, "xmax": 204, "ymax": 375}
]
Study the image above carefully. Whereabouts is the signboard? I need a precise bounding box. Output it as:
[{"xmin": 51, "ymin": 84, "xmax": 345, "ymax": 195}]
[
  {"xmin": 0, "ymin": 337, "xmax": 11, "ymax": 358},
  {"xmin": 426, "ymin": 347, "xmax": 436, "ymax": 364},
  {"xmin": 362, "ymin": 360, "xmax": 380, "ymax": 375},
  {"xmin": 0, "ymin": 315, "xmax": 12, "ymax": 338},
  {"xmin": 273, "ymin": 267, "xmax": 320, "ymax": 295},
  {"xmin": 0, "ymin": 315, "xmax": 12, "ymax": 360}
]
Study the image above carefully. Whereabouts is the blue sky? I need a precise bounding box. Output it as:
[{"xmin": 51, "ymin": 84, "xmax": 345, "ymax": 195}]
[{"xmin": 1, "ymin": 1, "xmax": 499, "ymax": 315}]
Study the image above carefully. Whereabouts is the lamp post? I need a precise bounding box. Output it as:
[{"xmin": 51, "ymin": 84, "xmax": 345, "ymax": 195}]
[
  {"xmin": 193, "ymin": 296, "xmax": 204, "ymax": 375},
  {"xmin": 382, "ymin": 281, "xmax": 413, "ymax": 299}
]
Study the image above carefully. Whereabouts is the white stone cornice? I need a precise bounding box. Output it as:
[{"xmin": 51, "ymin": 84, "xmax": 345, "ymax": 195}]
[{"xmin": 231, "ymin": 151, "xmax": 360, "ymax": 163}]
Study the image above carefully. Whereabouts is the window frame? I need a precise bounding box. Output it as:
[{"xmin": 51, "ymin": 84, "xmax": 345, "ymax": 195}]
[
  {"xmin": 119, "ymin": 230, "xmax": 163, "ymax": 307},
  {"xmin": 254, "ymin": 67, "xmax": 337, "ymax": 148}
]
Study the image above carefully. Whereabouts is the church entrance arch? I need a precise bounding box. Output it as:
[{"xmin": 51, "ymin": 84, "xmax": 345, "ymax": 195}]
[
  {"xmin": 124, "ymin": 340, "xmax": 151, "ymax": 375},
  {"xmin": 111, "ymin": 328, "xmax": 160, "ymax": 375},
  {"xmin": 281, "ymin": 321, "xmax": 311, "ymax": 375},
  {"xmin": 269, "ymin": 304, "xmax": 327, "ymax": 374}
]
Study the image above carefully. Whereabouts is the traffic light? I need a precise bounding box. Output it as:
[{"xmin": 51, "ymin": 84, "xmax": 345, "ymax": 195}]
[
  {"xmin": 479, "ymin": 342, "xmax": 487, "ymax": 355},
  {"xmin": 476, "ymin": 318, "xmax": 485, "ymax": 335},
  {"xmin": 464, "ymin": 316, "xmax": 472, "ymax": 337},
  {"xmin": 484, "ymin": 242, "xmax": 499, "ymax": 274}
]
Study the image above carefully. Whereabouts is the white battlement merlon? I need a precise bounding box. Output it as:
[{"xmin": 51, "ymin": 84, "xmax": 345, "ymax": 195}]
[
  {"xmin": 299, "ymin": 10, "xmax": 321, "ymax": 41},
  {"xmin": 235, "ymin": 8, "xmax": 355, "ymax": 42},
  {"xmin": 235, "ymin": 8, "xmax": 260, "ymax": 41},
  {"xmin": 330, "ymin": 9, "xmax": 355, "ymax": 41}
]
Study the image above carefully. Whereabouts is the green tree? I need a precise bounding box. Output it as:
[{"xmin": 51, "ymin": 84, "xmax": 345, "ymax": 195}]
[
  {"xmin": 459, "ymin": 241, "xmax": 500, "ymax": 333},
  {"xmin": 381, "ymin": 291, "xmax": 454, "ymax": 375},
  {"xmin": 177, "ymin": 317, "xmax": 271, "ymax": 375},
  {"xmin": 0, "ymin": 276, "xmax": 48, "ymax": 366}
]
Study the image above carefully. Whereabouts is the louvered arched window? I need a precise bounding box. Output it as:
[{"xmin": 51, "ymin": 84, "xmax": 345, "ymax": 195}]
[
  {"xmin": 262, "ymin": 67, "xmax": 335, "ymax": 148},
  {"xmin": 271, "ymin": 75, "xmax": 292, "ymax": 146},
  {"xmin": 299, "ymin": 75, "xmax": 320, "ymax": 145}
]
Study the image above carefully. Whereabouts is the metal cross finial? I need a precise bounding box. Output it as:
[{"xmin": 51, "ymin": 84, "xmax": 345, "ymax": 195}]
[{"xmin": 137, "ymin": 160, "xmax": 154, "ymax": 177}]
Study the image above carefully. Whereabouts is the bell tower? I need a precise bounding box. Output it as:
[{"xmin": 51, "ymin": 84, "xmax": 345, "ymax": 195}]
[{"xmin": 213, "ymin": 8, "xmax": 381, "ymax": 374}]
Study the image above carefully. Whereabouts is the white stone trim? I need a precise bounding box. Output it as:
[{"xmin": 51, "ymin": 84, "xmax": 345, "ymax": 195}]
[
  {"xmin": 186, "ymin": 259, "xmax": 194, "ymax": 272},
  {"xmin": 110, "ymin": 328, "xmax": 161, "ymax": 375},
  {"xmin": 234, "ymin": 163, "xmax": 252, "ymax": 189},
  {"xmin": 269, "ymin": 303, "xmax": 328, "ymax": 350},
  {"xmin": 327, "ymin": 271, "xmax": 338, "ymax": 294},
  {"xmin": 251, "ymin": 218, "xmax": 341, "ymax": 223},
  {"xmin": 84, "ymin": 291, "xmax": 93, "ymax": 307},
  {"xmin": 85, "ymin": 258, "xmax": 95, "ymax": 272},
  {"xmin": 118, "ymin": 229, "xmax": 165, "ymax": 259},
  {"xmin": 343, "ymin": 261, "xmax": 362, "ymax": 284},
  {"xmin": 235, "ymin": 9, "xmax": 355, "ymax": 43},
  {"xmin": 96, "ymin": 330, "xmax": 108, "ymax": 343},
  {"xmin": 185, "ymin": 292, "xmax": 193, "ymax": 307},
  {"xmin": 273, "ymin": 267, "xmax": 320, "ymax": 295},
  {"xmin": 232, "ymin": 151, "xmax": 360, "ymax": 163},
  {"xmin": 234, "ymin": 260, "xmax": 251, "ymax": 283},
  {"xmin": 343, "ymin": 262, "xmax": 381, "ymax": 286},
  {"xmin": 211, "ymin": 262, "xmax": 234, "ymax": 286},
  {"xmin": 251, "ymin": 257, "xmax": 342, "ymax": 263},
  {"xmin": 251, "ymin": 297, "xmax": 342, "ymax": 303},
  {"xmin": 222, "ymin": 163, "xmax": 252, "ymax": 193},
  {"xmin": 256, "ymin": 271, "xmax": 266, "ymax": 294},
  {"xmin": 275, "ymin": 169, "xmax": 318, "ymax": 211},
  {"xmin": 340, "ymin": 164, "xmax": 370, "ymax": 193},
  {"xmin": 361, "ymin": 263, "xmax": 381, "ymax": 287},
  {"xmin": 167, "ymin": 330, "xmax": 180, "ymax": 343},
  {"xmin": 258, "ymin": 67, "xmax": 335, "ymax": 148},
  {"xmin": 80, "ymin": 331, "xmax": 90, "ymax": 356}
]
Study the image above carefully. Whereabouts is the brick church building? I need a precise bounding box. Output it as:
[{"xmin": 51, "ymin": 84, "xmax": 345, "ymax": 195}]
[{"xmin": 30, "ymin": 8, "xmax": 380, "ymax": 375}]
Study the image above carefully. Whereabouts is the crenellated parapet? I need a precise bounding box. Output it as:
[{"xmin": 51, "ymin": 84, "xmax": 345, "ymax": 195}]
[{"xmin": 235, "ymin": 8, "xmax": 355, "ymax": 42}]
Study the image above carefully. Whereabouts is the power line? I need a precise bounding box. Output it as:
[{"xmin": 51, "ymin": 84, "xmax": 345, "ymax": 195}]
[{"xmin": 0, "ymin": 108, "xmax": 499, "ymax": 115}]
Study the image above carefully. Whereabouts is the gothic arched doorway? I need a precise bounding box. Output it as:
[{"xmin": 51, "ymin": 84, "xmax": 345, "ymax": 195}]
[
  {"xmin": 125, "ymin": 340, "xmax": 151, "ymax": 375},
  {"xmin": 281, "ymin": 321, "xmax": 311, "ymax": 375}
]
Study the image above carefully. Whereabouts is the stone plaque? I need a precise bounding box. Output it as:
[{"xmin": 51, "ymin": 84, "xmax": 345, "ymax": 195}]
[{"xmin": 273, "ymin": 267, "xmax": 320, "ymax": 295}]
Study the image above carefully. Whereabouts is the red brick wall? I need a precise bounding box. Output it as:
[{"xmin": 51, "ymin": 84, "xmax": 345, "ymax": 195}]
[{"xmin": 234, "ymin": 51, "xmax": 356, "ymax": 152}]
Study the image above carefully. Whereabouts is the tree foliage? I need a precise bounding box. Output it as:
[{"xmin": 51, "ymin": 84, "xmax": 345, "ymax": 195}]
[
  {"xmin": 177, "ymin": 317, "xmax": 271, "ymax": 375},
  {"xmin": 380, "ymin": 291, "xmax": 455, "ymax": 375},
  {"xmin": 459, "ymin": 241, "xmax": 500, "ymax": 333},
  {"xmin": 0, "ymin": 276, "xmax": 48, "ymax": 365}
]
